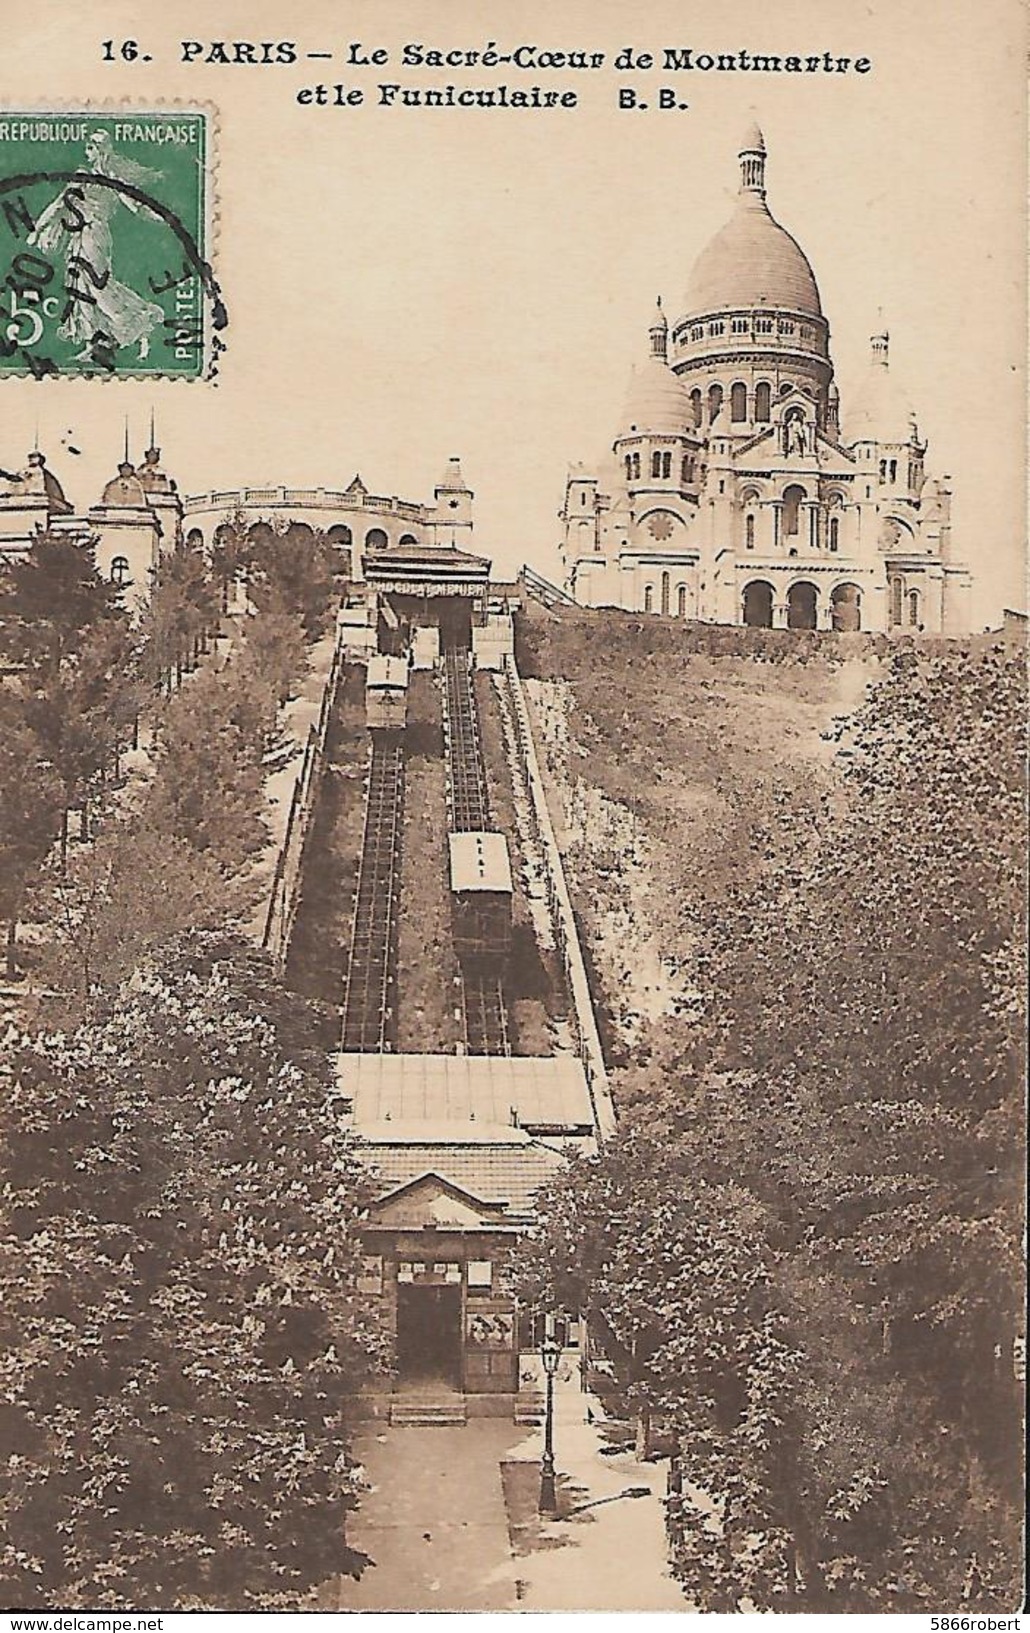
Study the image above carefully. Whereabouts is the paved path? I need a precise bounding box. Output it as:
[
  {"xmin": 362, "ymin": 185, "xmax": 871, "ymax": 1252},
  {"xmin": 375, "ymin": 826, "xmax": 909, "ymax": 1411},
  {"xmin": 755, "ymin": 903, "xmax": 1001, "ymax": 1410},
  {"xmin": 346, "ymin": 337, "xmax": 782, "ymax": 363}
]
[
  {"xmin": 331, "ymin": 1370, "xmax": 689, "ymax": 1613},
  {"xmin": 334, "ymin": 1422, "xmax": 520, "ymax": 1612}
]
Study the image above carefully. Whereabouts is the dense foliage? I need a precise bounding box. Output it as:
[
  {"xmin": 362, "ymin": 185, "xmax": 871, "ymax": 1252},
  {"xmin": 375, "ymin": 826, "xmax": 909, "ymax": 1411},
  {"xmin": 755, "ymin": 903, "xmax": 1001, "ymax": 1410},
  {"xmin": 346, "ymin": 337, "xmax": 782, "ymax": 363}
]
[
  {"xmin": 522, "ymin": 637, "xmax": 1025, "ymax": 1611},
  {"xmin": 1, "ymin": 527, "xmax": 312, "ymax": 1015},
  {"xmin": 0, "ymin": 935, "xmax": 388, "ymax": 1610}
]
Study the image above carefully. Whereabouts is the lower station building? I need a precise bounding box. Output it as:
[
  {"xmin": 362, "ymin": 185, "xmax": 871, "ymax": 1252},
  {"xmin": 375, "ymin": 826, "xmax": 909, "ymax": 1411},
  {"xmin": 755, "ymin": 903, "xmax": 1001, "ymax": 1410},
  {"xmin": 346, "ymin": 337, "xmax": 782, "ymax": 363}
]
[
  {"xmin": 339, "ymin": 1054, "xmax": 596, "ymax": 1409},
  {"xmin": 559, "ymin": 127, "xmax": 973, "ymax": 634}
]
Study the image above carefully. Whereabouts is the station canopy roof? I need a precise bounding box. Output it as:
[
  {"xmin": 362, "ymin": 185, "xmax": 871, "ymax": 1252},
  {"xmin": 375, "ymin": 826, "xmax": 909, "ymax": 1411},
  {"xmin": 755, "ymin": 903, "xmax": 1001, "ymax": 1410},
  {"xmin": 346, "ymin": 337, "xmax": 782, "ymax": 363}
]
[
  {"xmin": 448, "ymin": 831, "xmax": 513, "ymax": 894},
  {"xmin": 336, "ymin": 1051, "xmax": 595, "ymax": 1135},
  {"xmin": 362, "ymin": 540, "xmax": 491, "ymax": 593}
]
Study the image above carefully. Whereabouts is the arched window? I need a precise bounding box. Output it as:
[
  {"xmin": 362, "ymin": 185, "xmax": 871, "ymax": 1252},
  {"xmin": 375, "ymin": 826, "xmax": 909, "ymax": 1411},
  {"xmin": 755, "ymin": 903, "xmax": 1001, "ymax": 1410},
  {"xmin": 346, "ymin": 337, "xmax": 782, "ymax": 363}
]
[
  {"xmin": 365, "ymin": 527, "xmax": 388, "ymax": 550},
  {"xmin": 742, "ymin": 580, "xmax": 774, "ymax": 628},
  {"xmin": 829, "ymin": 517, "xmax": 840, "ymax": 552},
  {"xmin": 661, "ymin": 451, "xmax": 671, "ymax": 479},
  {"xmin": 782, "ymin": 484, "xmax": 805, "ymax": 537},
  {"xmin": 890, "ymin": 576, "xmax": 904, "ymax": 627},
  {"xmin": 708, "ymin": 383, "xmax": 723, "ymax": 423},
  {"xmin": 677, "ymin": 584, "xmax": 687, "ymax": 617},
  {"xmin": 661, "ymin": 572, "xmax": 670, "ymax": 615},
  {"xmin": 690, "ymin": 389, "xmax": 703, "ymax": 429},
  {"xmin": 643, "ymin": 585, "xmax": 654, "ymax": 613},
  {"xmin": 908, "ymin": 588, "xmax": 921, "ymax": 626},
  {"xmin": 110, "ymin": 555, "xmax": 130, "ymax": 585},
  {"xmin": 681, "ymin": 455, "xmax": 691, "ymax": 485},
  {"xmin": 779, "ymin": 382, "xmax": 793, "ymax": 397},
  {"xmin": 185, "ymin": 527, "xmax": 204, "ymax": 551},
  {"xmin": 730, "ymin": 382, "xmax": 747, "ymax": 422},
  {"xmin": 631, "ymin": 452, "xmax": 641, "ymax": 481},
  {"xmin": 651, "ymin": 449, "xmax": 662, "ymax": 479},
  {"xmin": 625, "ymin": 454, "xmax": 633, "ymax": 481},
  {"xmin": 889, "ymin": 459, "xmax": 898, "ymax": 483},
  {"xmin": 879, "ymin": 460, "xmax": 888, "ymax": 480},
  {"xmin": 745, "ymin": 514, "xmax": 756, "ymax": 550},
  {"xmin": 754, "ymin": 382, "xmax": 771, "ymax": 422}
]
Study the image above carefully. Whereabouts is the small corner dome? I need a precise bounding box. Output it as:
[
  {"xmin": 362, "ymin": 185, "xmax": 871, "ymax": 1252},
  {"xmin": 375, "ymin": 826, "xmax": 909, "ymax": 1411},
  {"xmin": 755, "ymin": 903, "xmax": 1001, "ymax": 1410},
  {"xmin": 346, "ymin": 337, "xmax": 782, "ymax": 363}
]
[
  {"xmin": 100, "ymin": 462, "xmax": 148, "ymax": 507},
  {"xmin": 847, "ymin": 360, "xmax": 919, "ymax": 445},
  {"xmin": 618, "ymin": 356, "xmax": 692, "ymax": 438}
]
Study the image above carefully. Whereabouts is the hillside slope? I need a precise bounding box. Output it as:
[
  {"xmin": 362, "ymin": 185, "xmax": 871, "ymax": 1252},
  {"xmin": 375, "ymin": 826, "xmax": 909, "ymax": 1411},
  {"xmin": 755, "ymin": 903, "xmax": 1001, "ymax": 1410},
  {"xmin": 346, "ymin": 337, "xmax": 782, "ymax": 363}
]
[{"xmin": 517, "ymin": 606, "xmax": 879, "ymax": 1063}]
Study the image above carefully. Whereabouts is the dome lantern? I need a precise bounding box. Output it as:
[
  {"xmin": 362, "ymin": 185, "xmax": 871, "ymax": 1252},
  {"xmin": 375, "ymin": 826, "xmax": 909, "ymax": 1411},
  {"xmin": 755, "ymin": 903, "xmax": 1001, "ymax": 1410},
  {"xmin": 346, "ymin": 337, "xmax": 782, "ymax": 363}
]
[
  {"xmin": 649, "ymin": 297, "xmax": 669, "ymax": 362},
  {"xmin": 739, "ymin": 122, "xmax": 767, "ymax": 196}
]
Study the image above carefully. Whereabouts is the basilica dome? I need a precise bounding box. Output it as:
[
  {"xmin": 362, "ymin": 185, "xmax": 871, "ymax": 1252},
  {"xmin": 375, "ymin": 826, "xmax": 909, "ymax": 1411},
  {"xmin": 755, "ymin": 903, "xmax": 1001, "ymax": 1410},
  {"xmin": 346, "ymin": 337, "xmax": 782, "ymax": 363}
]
[{"xmin": 683, "ymin": 128, "xmax": 823, "ymax": 321}]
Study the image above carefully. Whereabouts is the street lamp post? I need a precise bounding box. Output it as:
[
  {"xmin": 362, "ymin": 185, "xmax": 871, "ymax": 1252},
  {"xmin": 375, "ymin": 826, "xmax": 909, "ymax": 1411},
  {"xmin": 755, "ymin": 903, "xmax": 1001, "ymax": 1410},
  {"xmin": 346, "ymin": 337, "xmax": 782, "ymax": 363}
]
[{"xmin": 538, "ymin": 1331, "xmax": 563, "ymax": 1516}]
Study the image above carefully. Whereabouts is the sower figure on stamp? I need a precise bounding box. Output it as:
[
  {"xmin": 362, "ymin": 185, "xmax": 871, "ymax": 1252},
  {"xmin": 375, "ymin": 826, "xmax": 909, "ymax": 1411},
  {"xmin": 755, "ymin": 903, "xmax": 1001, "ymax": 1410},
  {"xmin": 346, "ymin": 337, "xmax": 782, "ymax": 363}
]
[{"xmin": 29, "ymin": 131, "xmax": 163, "ymax": 360}]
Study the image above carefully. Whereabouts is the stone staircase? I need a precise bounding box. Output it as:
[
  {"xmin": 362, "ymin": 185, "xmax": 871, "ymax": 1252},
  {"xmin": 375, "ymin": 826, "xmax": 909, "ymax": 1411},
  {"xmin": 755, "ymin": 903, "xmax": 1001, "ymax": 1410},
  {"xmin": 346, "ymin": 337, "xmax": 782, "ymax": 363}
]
[
  {"xmin": 514, "ymin": 1388, "xmax": 545, "ymax": 1426},
  {"xmin": 389, "ymin": 1397, "xmax": 468, "ymax": 1427}
]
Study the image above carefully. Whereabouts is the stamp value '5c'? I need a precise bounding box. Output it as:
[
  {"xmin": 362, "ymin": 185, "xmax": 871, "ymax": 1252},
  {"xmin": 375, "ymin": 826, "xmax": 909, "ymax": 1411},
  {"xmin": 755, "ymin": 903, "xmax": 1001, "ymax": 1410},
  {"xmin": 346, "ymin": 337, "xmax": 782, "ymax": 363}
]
[{"xmin": 0, "ymin": 108, "xmax": 221, "ymax": 380}]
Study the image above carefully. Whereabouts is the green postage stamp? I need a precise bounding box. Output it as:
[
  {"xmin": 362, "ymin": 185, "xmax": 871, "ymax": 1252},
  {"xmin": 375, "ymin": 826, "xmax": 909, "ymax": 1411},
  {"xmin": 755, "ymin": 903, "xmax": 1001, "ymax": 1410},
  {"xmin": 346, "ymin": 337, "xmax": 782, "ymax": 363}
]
[{"xmin": 0, "ymin": 108, "xmax": 220, "ymax": 379}]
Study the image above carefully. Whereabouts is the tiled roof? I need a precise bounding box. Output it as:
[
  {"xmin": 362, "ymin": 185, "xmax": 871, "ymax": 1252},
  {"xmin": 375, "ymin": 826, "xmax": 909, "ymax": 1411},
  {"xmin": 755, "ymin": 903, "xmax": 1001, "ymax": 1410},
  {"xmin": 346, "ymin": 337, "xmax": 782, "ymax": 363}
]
[{"xmin": 357, "ymin": 1137, "xmax": 568, "ymax": 1222}]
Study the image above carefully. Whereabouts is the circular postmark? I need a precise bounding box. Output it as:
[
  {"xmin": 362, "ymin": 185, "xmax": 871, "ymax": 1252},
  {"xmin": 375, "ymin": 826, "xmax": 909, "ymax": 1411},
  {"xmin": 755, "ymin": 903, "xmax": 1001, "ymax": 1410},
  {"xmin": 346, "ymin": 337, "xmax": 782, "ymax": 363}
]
[{"xmin": 0, "ymin": 112, "xmax": 225, "ymax": 380}]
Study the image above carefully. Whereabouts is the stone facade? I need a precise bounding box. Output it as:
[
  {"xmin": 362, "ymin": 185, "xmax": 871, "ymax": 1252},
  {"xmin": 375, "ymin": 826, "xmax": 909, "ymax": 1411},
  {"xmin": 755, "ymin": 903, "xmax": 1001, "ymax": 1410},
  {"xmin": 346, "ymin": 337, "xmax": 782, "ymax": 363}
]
[
  {"xmin": 181, "ymin": 457, "xmax": 476, "ymax": 578},
  {"xmin": 0, "ymin": 441, "xmax": 183, "ymax": 613},
  {"xmin": 0, "ymin": 447, "xmax": 475, "ymax": 612},
  {"xmin": 560, "ymin": 128, "xmax": 972, "ymax": 634}
]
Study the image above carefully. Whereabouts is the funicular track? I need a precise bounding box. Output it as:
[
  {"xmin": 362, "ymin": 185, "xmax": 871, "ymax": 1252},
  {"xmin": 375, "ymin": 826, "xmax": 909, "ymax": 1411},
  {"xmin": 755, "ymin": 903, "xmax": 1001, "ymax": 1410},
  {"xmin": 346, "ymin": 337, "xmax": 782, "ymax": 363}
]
[
  {"xmin": 441, "ymin": 647, "xmax": 511, "ymax": 1057},
  {"xmin": 442, "ymin": 647, "xmax": 491, "ymax": 833},
  {"xmin": 340, "ymin": 733, "xmax": 405, "ymax": 1053},
  {"xmin": 461, "ymin": 969, "xmax": 510, "ymax": 1056}
]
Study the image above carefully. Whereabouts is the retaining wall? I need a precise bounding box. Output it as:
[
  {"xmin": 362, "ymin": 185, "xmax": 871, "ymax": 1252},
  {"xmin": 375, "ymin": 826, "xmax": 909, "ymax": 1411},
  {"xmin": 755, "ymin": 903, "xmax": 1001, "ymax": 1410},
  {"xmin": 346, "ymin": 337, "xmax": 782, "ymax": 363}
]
[
  {"xmin": 262, "ymin": 629, "xmax": 348, "ymax": 971},
  {"xmin": 500, "ymin": 653, "xmax": 616, "ymax": 1139}
]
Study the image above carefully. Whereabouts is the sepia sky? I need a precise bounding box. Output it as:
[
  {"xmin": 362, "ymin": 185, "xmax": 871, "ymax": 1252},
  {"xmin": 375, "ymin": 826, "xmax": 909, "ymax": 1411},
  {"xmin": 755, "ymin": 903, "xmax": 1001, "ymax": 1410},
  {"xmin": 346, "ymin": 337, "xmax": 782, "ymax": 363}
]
[{"xmin": 2, "ymin": 0, "xmax": 1026, "ymax": 624}]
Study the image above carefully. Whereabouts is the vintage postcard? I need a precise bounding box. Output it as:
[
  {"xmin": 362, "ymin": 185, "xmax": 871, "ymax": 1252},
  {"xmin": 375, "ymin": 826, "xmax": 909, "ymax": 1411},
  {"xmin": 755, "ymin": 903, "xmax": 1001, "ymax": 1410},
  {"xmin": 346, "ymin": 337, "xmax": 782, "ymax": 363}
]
[{"xmin": 0, "ymin": 0, "xmax": 1025, "ymax": 1623}]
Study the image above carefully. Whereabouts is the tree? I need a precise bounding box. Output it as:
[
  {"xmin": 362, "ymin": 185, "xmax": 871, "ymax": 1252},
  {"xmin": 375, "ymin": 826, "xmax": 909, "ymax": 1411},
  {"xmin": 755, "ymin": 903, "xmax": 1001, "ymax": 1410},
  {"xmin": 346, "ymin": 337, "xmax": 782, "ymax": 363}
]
[
  {"xmin": 0, "ymin": 531, "xmax": 124, "ymax": 681},
  {"xmin": 144, "ymin": 666, "xmax": 268, "ymax": 870},
  {"xmin": 525, "ymin": 637, "xmax": 1025, "ymax": 1610},
  {"xmin": 0, "ymin": 699, "xmax": 63, "ymax": 978},
  {"xmin": 247, "ymin": 522, "xmax": 336, "ymax": 640},
  {"xmin": 37, "ymin": 820, "xmax": 244, "ymax": 1025},
  {"xmin": 139, "ymin": 538, "xmax": 220, "ymax": 698},
  {"xmin": 0, "ymin": 933, "xmax": 390, "ymax": 1610}
]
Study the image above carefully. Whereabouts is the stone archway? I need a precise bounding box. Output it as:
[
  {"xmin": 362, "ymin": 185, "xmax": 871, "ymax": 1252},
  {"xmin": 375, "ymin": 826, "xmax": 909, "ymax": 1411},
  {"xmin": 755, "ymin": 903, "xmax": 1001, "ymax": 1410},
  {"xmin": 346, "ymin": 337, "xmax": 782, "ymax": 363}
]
[
  {"xmin": 831, "ymin": 582, "xmax": 862, "ymax": 633},
  {"xmin": 326, "ymin": 523, "xmax": 353, "ymax": 580},
  {"xmin": 742, "ymin": 580, "xmax": 774, "ymax": 628},
  {"xmin": 787, "ymin": 581, "xmax": 818, "ymax": 630}
]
